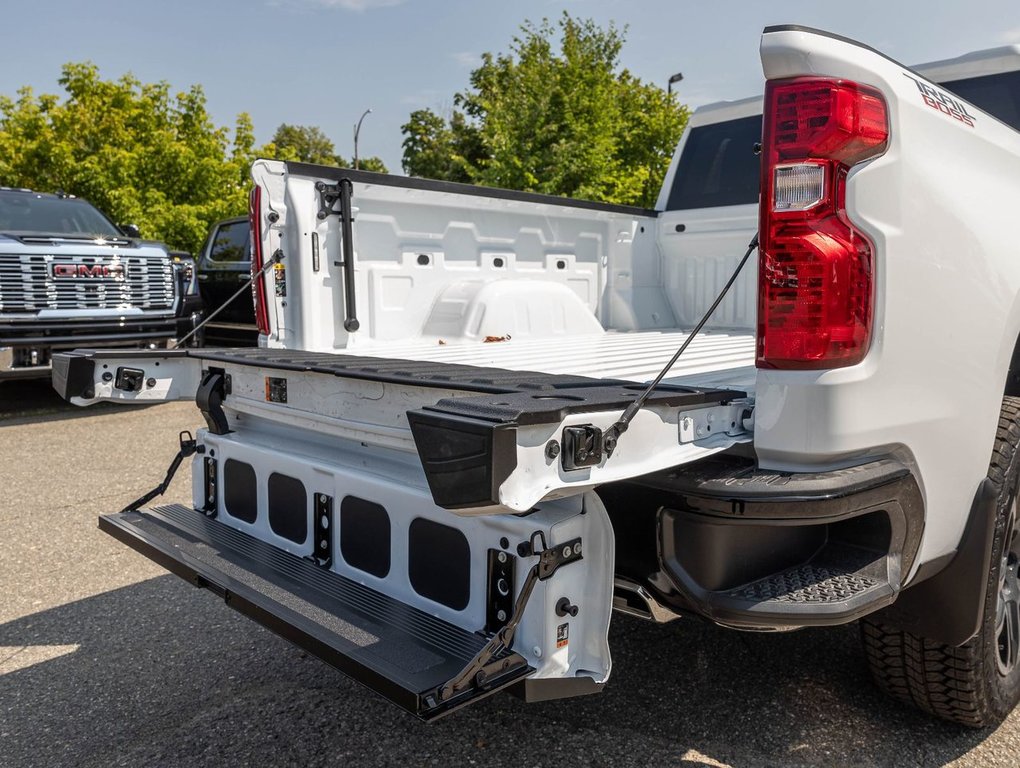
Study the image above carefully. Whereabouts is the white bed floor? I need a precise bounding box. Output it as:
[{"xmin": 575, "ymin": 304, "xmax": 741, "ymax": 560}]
[{"xmin": 350, "ymin": 329, "xmax": 757, "ymax": 393}]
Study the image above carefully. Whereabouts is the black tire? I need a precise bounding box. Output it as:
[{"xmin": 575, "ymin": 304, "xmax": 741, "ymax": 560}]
[{"xmin": 860, "ymin": 396, "xmax": 1020, "ymax": 727}]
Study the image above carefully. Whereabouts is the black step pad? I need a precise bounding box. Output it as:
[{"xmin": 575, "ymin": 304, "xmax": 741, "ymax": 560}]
[
  {"xmin": 99, "ymin": 504, "xmax": 530, "ymax": 719},
  {"xmin": 711, "ymin": 543, "xmax": 893, "ymax": 618}
]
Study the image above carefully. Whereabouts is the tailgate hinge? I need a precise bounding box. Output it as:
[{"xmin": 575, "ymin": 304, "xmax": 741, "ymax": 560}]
[{"xmin": 196, "ymin": 369, "xmax": 230, "ymax": 435}]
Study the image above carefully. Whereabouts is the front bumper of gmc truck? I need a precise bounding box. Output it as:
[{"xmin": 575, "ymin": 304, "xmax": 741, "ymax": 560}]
[
  {"xmin": 602, "ymin": 456, "xmax": 925, "ymax": 630},
  {"xmin": 0, "ymin": 311, "xmax": 202, "ymax": 378}
]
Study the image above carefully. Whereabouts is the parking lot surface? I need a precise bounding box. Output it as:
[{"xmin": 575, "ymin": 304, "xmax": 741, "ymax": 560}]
[{"xmin": 1, "ymin": 381, "xmax": 1019, "ymax": 767}]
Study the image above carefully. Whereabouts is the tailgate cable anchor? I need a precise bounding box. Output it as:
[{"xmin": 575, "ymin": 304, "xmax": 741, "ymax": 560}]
[
  {"xmin": 603, "ymin": 233, "xmax": 759, "ymax": 459},
  {"xmin": 120, "ymin": 431, "xmax": 199, "ymax": 514},
  {"xmin": 432, "ymin": 531, "xmax": 582, "ymax": 707}
]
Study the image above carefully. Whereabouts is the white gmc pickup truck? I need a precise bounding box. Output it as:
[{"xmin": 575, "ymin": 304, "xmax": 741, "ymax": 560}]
[{"xmin": 53, "ymin": 26, "xmax": 1020, "ymax": 727}]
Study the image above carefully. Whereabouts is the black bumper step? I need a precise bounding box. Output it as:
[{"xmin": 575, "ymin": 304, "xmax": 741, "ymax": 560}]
[
  {"xmin": 712, "ymin": 542, "xmax": 894, "ymax": 620},
  {"xmin": 99, "ymin": 504, "xmax": 531, "ymax": 720}
]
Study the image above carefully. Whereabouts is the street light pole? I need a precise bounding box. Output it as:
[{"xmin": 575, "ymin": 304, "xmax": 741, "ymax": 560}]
[
  {"xmin": 353, "ymin": 108, "xmax": 372, "ymax": 170},
  {"xmin": 667, "ymin": 72, "xmax": 684, "ymax": 97}
]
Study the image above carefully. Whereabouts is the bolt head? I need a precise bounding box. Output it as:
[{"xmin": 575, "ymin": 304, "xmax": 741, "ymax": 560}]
[
  {"xmin": 496, "ymin": 609, "xmax": 507, "ymax": 622},
  {"xmin": 497, "ymin": 551, "xmax": 507, "ymax": 563},
  {"xmin": 562, "ymin": 545, "xmax": 572, "ymax": 558},
  {"xmin": 573, "ymin": 542, "xmax": 582, "ymax": 556},
  {"xmin": 545, "ymin": 440, "xmax": 560, "ymax": 459}
]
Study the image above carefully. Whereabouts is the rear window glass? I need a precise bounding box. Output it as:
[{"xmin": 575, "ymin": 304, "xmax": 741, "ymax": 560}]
[
  {"xmin": 208, "ymin": 220, "xmax": 250, "ymax": 263},
  {"xmin": 665, "ymin": 115, "xmax": 762, "ymax": 211},
  {"xmin": 940, "ymin": 70, "xmax": 1020, "ymax": 132}
]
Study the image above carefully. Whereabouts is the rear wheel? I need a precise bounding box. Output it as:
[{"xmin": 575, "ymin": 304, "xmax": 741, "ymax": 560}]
[{"xmin": 861, "ymin": 397, "xmax": 1020, "ymax": 727}]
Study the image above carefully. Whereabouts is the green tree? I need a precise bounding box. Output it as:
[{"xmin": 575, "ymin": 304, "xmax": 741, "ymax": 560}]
[
  {"xmin": 400, "ymin": 13, "xmax": 688, "ymax": 208},
  {"xmin": 0, "ymin": 62, "xmax": 271, "ymax": 255},
  {"xmin": 269, "ymin": 123, "xmax": 389, "ymax": 173},
  {"xmin": 401, "ymin": 109, "xmax": 481, "ymax": 182},
  {"xmin": 349, "ymin": 155, "xmax": 389, "ymax": 173},
  {"xmin": 271, "ymin": 123, "xmax": 338, "ymax": 165}
]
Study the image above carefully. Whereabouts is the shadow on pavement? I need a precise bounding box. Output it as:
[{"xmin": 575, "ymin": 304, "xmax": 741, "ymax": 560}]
[
  {"xmin": 0, "ymin": 575, "xmax": 996, "ymax": 768},
  {"xmin": 0, "ymin": 379, "xmax": 144, "ymax": 425}
]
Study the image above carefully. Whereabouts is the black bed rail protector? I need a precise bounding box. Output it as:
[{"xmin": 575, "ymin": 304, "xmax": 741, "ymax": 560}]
[{"xmin": 285, "ymin": 161, "xmax": 658, "ymax": 218}]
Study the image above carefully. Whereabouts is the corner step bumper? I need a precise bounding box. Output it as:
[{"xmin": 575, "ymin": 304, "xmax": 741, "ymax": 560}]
[
  {"xmin": 638, "ymin": 456, "xmax": 925, "ymax": 629},
  {"xmin": 99, "ymin": 504, "xmax": 532, "ymax": 720}
]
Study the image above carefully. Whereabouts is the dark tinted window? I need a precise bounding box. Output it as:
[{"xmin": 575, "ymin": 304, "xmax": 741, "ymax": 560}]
[
  {"xmin": 941, "ymin": 70, "xmax": 1020, "ymax": 132},
  {"xmin": 208, "ymin": 219, "xmax": 250, "ymax": 262},
  {"xmin": 665, "ymin": 115, "xmax": 762, "ymax": 210},
  {"xmin": 0, "ymin": 192, "xmax": 121, "ymax": 236}
]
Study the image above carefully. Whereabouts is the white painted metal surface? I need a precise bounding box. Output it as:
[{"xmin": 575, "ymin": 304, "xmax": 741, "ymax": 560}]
[
  {"xmin": 351, "ymin": 329, "xmax": 757, "ymax": 391},
  {"xmin": 756, "ymin": 28, "xmax": 1020, "ymax": 566},
  {"xmin": 196, "ymin": 425, "xmax": 615, "ymax": 686}
]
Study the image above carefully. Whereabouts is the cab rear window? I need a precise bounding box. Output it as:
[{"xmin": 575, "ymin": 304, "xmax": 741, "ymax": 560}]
[
  {"xmin": 941, "ymin": 70, "xmax": 1020, "ymax": 132},
  {"xmin": 665, "ymin": 115, "xmax": 762, "ymax": 210}
]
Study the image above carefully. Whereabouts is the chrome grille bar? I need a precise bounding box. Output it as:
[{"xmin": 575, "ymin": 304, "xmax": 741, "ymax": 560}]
[{"xmin": 0, "ymin": 252, "xmax": 175, "ymax": 312}]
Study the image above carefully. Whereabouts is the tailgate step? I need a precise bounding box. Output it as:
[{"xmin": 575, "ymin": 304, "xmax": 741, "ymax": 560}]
[{"xmin": 99, "ymin": 504, "xmax": 532, "ymax": 719}]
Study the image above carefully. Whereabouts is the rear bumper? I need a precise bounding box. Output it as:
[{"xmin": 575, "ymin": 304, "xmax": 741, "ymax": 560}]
[{"xmin": 604, "ymin": 456, "xmax": 924, "ymax": 630}]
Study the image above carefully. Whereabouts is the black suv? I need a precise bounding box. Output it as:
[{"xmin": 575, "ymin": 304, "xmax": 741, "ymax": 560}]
[{"xmin": 195, "ymin": 215, "xmax": 258, "ymax": 346}]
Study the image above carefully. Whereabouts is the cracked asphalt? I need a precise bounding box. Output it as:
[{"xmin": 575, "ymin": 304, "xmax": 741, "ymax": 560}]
[{"xmin": 1, "ymin": 379, "xmax": 1019, "ymax": 767}]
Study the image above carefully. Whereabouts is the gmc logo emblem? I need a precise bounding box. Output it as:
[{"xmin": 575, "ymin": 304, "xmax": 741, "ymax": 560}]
[{"xmin": 52, "ymin": 263, "xmax": 126, "ymax": 279}]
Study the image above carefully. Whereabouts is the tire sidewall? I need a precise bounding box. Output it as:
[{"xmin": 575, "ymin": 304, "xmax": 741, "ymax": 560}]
[{"xmin": 980, "ymin": 399, "xmax": 1020, "ymax": 719}]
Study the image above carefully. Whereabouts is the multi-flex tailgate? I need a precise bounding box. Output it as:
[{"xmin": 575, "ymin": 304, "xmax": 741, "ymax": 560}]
[
  {"xmin": 100, "ymin": 504, "xmax": 532, "ymax": 720},
  {"xmin": 54, "ymin": 347, "xmax": 751, "ymax": 512}
]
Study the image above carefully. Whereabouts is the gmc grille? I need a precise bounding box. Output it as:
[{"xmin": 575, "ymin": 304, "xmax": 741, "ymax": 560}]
[{"xmin": 0, "ymin": 253, "xmax": 176, "ymax": 312}]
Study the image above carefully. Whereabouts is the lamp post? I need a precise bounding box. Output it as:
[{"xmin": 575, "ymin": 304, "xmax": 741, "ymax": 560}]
[
  {"xmin": 353, "ymin": 108, "xmax": 372, "ymax": 170},
  {"xmin": 667, "ymin": 72, "xmax": 683, "ymax": 97}
]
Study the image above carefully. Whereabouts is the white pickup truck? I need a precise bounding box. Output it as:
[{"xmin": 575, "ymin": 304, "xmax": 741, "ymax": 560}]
[{"xmin": 53, "ymin": 26, "xmax": 1020, "ymax": 727}]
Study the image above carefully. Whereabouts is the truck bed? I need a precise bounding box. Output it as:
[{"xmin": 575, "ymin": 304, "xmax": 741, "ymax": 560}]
[{"xmin": 347, "ymin": 329, "xmax": 757, "ymax": 393}]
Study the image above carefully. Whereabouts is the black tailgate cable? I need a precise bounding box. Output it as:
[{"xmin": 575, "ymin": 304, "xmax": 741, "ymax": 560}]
[
  {"xmin": 603, "ymin": 233, "xmax": 759, "ymax": 457},
  {"xmin": 171, "ymin": 249, "xmax": 283, "ymax": 350},
  {"xmin": 120, "ymin": 431, "xmax": 198, "ymax": 513}
]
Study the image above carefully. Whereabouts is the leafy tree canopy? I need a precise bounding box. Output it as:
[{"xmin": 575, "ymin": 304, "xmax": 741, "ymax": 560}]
[
  {"xmin": 271, "ymin": 123, "xmax": 337, "ymax": 165},
  {"xmin": 0, "ymin": 62, "xmax": 269, "ymax": 255},
  {"xmin": 401, "ymin": 13, "xmax": 689, "ymax": 208},
  {"xmin": 0, "ymin": 67, "xmax": 388, "ymax": 256},
  {"xmin": 271, "ymin": 122, "xmax": 389, "ymax": 173}
]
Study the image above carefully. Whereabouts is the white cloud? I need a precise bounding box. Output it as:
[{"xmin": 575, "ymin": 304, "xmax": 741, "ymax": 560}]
[{"xmin": 450, "ymin": 51, "xmax": 481, "ymax": 68}]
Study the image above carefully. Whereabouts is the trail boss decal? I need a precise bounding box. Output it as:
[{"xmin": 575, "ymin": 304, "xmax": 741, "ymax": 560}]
[{"xmin": 904, "ymin": 74, "xmax": 976, "ymax": 127}]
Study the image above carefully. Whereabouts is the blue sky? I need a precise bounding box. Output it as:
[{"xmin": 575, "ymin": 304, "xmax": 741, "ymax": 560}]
[{"xmin": 3, "ymin": 0, "xmax": 1020, "ymax": 173}]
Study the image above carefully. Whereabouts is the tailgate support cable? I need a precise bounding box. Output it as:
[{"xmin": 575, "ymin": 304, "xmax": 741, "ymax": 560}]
[
  {"xmin": 171, "ymin": 249, "xmax": 283, "ymax": 350},
  {"xmin": 603, "ymin": 234, "xmax": 759, "ymax": 457},
  {"xmin": 120, "ymin": 431, "xmax": 199, "ymax": 514},
  {"xmin": 430, "ymin": 531, "xmax": 583, "ymax": 709}
]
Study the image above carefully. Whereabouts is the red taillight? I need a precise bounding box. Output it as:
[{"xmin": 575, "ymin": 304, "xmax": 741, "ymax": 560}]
[
  {"xmin": 249, "ymin": 186, "xmax": 271, "ymax": 336},
  {"xmin": 757, "ymin": 78, "xmax": 889, "ymax": 370}
]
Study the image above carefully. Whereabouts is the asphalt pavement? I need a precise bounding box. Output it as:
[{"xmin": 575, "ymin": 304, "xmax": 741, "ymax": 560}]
[{"xmin": 1, "ymin": 381, "xmax": 1019, "ymax": 767}]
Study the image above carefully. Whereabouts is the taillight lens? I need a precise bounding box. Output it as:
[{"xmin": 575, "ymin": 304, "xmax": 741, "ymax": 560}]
[
  {"xmin": 757, "ymin": 78, "xmax": 889, "ymax": 370},
  {"xmin": 248, "ymin": 186, "xmax": 271, "ymax": 336}
]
